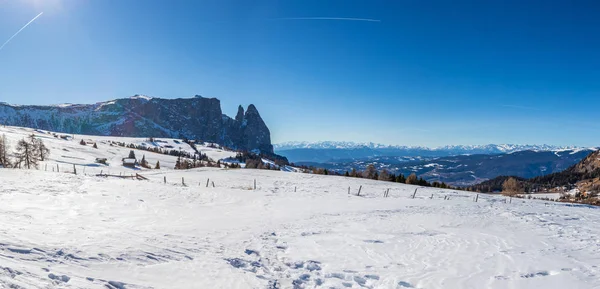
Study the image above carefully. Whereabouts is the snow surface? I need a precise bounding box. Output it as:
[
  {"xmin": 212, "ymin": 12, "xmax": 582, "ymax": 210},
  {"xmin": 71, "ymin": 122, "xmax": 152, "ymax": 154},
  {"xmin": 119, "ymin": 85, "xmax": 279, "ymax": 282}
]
[{"xmin": 0, "ymin": 126, "xmax": 599, "ymax": 288}]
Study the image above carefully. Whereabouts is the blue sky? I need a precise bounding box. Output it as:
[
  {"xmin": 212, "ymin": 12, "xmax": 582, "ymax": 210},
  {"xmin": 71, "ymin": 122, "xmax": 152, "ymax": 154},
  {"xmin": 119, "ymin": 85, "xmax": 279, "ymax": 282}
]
[{"xmin": 0, "ymin": 0, "xmax": 599, "ymax": 147}]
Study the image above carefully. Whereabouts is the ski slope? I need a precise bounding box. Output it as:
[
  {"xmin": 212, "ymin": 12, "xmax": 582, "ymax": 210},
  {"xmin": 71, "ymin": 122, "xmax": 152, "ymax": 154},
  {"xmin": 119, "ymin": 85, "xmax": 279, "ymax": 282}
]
[{"xmin": 0, "ymin": 127, "xmax": 599, "ymax": 288}]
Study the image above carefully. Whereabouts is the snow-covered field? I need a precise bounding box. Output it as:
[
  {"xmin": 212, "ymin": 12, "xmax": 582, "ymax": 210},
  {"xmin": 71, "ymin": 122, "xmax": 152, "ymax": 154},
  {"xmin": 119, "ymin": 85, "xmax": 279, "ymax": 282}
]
[{"xmin": 0, "ymin": 127, "xmax": 599, "ymax": 288}]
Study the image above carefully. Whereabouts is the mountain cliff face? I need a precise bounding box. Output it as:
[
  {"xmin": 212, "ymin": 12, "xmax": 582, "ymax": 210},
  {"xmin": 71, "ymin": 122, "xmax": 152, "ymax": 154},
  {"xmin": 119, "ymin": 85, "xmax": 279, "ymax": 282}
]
[{"xmin": 0, "ymin": 95, "xmax": 273, "ymax": 153}]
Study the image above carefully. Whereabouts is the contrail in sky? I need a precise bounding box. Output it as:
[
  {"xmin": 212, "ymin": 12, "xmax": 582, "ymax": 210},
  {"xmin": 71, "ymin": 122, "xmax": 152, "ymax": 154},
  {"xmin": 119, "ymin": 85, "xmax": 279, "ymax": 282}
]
[
  {"xmin": 0, "ymin": 12, "xmax": 44, "ymax": 51},
  {"xmin": 274, "ymin": 17, "xmax": 381, "ymax": 23}
]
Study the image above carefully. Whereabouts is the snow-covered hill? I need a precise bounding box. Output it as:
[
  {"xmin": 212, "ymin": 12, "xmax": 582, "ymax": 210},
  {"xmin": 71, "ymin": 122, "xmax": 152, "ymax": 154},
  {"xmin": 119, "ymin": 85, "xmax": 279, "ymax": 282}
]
[
  {"xmin": 0, "ymin": 127, "xmax": 599, "ymax": 288},
  {"xmin": 0, "ymin": 125, "xmax": 240, "ymax": 174}
]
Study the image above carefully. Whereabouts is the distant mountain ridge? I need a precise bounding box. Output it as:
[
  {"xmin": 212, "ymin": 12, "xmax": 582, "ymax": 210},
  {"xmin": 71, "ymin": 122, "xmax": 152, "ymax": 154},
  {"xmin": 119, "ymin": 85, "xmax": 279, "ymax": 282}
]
[
  {"xmin": 275, "ymin": 141, "xmax": 582, "ymax": 152},
  {"xmin": 275, "ymin": 141, "xmax": 588, "ymax": 163},
  {"xmin": 469, "ymin": 149, "xmax": 600, "ymax": 193},
  {"xmin": 0, "ymin": 95, "xmax": 274, "ymax": 153},
  {"xmin": 295, "ymin": 149, "xmax": 595, "ymax": 187}
]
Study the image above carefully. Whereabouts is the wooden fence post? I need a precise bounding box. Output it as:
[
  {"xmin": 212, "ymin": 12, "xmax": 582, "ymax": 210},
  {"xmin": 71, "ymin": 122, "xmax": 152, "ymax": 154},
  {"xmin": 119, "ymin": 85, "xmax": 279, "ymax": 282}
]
[
  {"xmin": 475, "ymin": 194, "xmax": 479, "ymax": 202},
  {"xmin": 294, "ymin": 186, "xmax": 296, "ymax": 192},
  {"xmin": 164, "ymin": 176, "xmax": 166, "ymax": 184},
  {"xmin": 348, "ymin": 187, "xmax": 350, "ymax": 195},
  {"xmin": 412, "ymin": 188, "xmax": 418, "ymax": 199},
  {"xmin": 430, "ymin": 193, "xmax": 433, "ymax": 199},
  {"xmin": 254, "ymin": 179, "xmax": 256, "ymax": 190},
  {"xmin": 73, "ymin": 164, "xmax": 77, "ymax": 175},
  {"xmin": 45, "ymin": 164, "xmax": 47, "ymax": 171},
  {"xmin": 182, "ymin": 177, "xmax": 185, "ymax": 186},
  {"xmin": 212, "ymin": 181, "xmax": 215, "ymax": 187},
  {"xmin": 57, "ymin": 164, "xmax": 59, "ymax": 172},
  {"xmin": 206, "ymin": 178, "xmax": 210, "ymax": 187},
  {"xmin": 357, "ymin": 185, "xmax": 362, "ymax": 196}
]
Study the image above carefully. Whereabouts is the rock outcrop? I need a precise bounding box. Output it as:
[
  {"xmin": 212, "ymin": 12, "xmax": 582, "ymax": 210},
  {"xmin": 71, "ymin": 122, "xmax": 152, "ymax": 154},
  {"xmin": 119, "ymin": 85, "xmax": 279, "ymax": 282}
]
[{"xmin": 0, "ymin": 95, "xmax": 274, "ymax": 153}]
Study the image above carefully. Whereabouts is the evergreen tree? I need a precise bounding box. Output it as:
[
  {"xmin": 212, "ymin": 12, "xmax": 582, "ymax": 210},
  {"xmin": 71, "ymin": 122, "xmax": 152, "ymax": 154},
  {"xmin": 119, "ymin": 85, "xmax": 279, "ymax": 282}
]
[
  {"xmin": 344, "ymin": 171, "xmax": 350, "ymax": 177},
  {"xmin": 155, "ymin": 161, "xmax": 160, "ymax": 169},
  {"xmin": 140, "ymin": 155, "xmax": 149, "ymax": 168},
  {"xmin": 80, "ymin": 139, "xmax": 86, "ymax": 146},
  {"xmin": 175, "ymin": 156, "xmax": 182, "ymax": 169},
  {"xmin": 128, "ymin": 150, "xmax": 136, "ymax": 159},
  {"xmin": 93, "ymin": 143, "xmax": 98, "ymax": 149}
]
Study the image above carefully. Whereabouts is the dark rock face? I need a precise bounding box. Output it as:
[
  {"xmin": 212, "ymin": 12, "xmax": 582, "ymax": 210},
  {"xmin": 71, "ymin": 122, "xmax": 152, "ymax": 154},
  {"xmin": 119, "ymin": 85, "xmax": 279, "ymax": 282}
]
[{"xmin": 0, "ymin": 96, "xmax": 273, "ymax": 153}]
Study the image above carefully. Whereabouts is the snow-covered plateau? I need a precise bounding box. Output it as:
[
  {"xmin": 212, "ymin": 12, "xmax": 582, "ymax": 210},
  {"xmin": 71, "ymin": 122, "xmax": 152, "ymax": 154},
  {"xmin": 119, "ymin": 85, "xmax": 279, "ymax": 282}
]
[{"xmin": 0, "ymin": 126, "xmax": 599, "ymax": 289}]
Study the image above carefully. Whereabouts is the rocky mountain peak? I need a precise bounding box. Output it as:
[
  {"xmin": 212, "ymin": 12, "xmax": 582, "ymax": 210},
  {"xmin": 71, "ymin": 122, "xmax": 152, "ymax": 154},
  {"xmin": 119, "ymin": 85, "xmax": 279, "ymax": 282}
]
[
  {"xmin": 235, "ymin": 105, "xmax": 245, "ymax": 122},
  {"xmin": 0, "ymin": 96, "xmax": 274, "ymax": 153}
]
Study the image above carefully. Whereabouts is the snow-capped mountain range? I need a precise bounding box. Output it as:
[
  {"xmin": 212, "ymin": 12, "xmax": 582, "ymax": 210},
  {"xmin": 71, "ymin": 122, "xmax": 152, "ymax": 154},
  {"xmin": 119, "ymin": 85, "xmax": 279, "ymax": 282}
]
[
  {"xmin": 275, "ymin": 141, "xmax": 584, "ymax": 153},
  {"xmin": 274, "ymin": 141, "xmax": 593, "ymax": 164}
]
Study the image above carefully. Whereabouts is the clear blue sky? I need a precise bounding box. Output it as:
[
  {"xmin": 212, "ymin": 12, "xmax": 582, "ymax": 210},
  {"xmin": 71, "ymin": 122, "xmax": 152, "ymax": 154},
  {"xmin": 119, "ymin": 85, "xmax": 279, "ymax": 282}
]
[{"xmin": 0, "ymin": 0, "xmax": 599, "ymax": 147}]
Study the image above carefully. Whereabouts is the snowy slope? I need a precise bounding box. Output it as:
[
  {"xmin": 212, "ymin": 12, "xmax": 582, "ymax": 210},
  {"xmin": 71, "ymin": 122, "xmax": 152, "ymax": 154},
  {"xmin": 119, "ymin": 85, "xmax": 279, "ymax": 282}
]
[
  {"xmin": 0, "ymin": 126, "xmax": 599, "ymax": 288},
  {"xmin": 1, "ymin": 169, "xmax": 599, "ymax": 289},
  {"xmin": 0, "ymin": 126, "xmax": 237, "ymax": 173}
]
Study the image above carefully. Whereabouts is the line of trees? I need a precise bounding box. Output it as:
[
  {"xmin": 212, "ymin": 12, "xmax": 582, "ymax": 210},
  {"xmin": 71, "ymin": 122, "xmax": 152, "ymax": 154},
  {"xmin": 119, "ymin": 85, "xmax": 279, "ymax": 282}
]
[
  {"xmin": 0, "ymin": 134, "xmax": 49, "ymax": 169},
  {"xmin": 295, "ymin": 163, "xmax": 451, "ymax": 189}
]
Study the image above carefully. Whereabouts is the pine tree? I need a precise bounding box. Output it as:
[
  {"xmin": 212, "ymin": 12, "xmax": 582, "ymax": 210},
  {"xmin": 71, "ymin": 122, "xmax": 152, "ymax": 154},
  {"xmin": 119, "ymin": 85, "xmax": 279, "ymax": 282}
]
[
  {"xmin": 128, "ymin": 150, "xmax": 136, "ymax": 159},
  {"xmin": 155, "ymin": 161, "xmax": 160, "ymax": 169},
  {"xmin": 344, "ymin": 171, "xmax": 350, "ymax": 177},
  {"xmin": 80, "ymin": 139, "xmax": 86, "ymax": 146},
  {"xmin": 396, "ymin": 174, "xmax": 406, "ymax": 183},
  {"xmin": 175, "ymin": 156, "xmax": 182, "ymax": 169},
  {"xmin": 140, "ymin": 155, "xmax": 149, "ymax": 168}
]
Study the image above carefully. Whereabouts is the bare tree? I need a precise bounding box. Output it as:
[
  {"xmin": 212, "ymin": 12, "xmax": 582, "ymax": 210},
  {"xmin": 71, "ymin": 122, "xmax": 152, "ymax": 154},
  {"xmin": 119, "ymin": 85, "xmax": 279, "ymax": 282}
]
[
  {"xmin": 14, "ymin": 139, "xmax": 37, "ymax": 169},
  {"xmin": 13, "ymin": 135, "xmax": 49, "ymax": 169},
  {"xmin": 378, "ymin": 169, "xmax": 391, "ymax": 181},
  {"xmin": 35, "ymin": 137, "xmax": 50, "ymax": 161},
  {"xmin": 406, "ymin": 173, "xmax": 419, "ymax": 185},
  {"xmin": 0, "ymin": 134, "xmax": 11, "ymax": 168},
  {"xmin": 502, "ymin": 177, "xmax": 522, "ymax": 196},
  {"xmin": 363, "ymin": 164, "xmax": 377, "ymax": 179}
]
